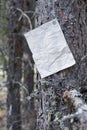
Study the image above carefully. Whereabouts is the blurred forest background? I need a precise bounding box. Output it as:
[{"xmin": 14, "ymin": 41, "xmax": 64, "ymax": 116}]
[{"xmin": 0, "ymin": 0, "xmax": 87, "ymax": 130}]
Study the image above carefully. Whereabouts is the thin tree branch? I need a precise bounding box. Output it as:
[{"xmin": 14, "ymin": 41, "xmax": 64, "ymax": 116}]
[{"xmin": 16, "ymin": 8, "xmax": 32, "ymax": 30}]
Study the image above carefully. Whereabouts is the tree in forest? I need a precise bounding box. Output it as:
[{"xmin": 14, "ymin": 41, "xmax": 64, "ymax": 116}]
[
  {"xmin": 7, "ymin": 0, "xmax": 37, "ymax": 130},
  {"xmin": 7, "ymin": 0, "xmax": 24, "ymax": 130},
  {"xmin": 36, "ymin": 0, "xmax": 87, "ymax": 130},
  {"xmin": 6, "ymin": 0, "xmax": 87, "ymax": 130},
  {"xmin": 23, "ymin": 1, "xmax": 37, "ymax": 130}
]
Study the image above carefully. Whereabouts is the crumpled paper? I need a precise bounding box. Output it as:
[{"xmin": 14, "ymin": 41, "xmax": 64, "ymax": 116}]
[{"xmin": 24, "ymin": 19, "xmax": 76, "ymax": 78}]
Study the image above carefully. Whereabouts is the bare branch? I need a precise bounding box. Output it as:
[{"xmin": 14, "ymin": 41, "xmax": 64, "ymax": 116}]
[
  {"xmin": 16, "ymin": 8, "xmax": 32, "ymax": 30},
  {"xmin": 12, "ymin": 80, "xmax": 29, "ymax": 95}
]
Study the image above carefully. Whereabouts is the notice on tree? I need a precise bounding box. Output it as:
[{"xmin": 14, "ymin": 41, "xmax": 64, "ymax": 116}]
[{"xmin": 24, "ymin": 19, "xmax": 76, "ymax": 78}]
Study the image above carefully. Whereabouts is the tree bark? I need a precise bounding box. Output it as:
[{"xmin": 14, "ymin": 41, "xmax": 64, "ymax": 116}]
[
  {"xmin": 63, "ymin": 89, "xmax": 87, "ymax": 130},
  {"xmin": 36, "ymin": 1, "xmax": 56, "ymax": 130},
  {"xmin": 23, "ymin": 0, "xmax": 35, "ymax": 112},
  {"xmin": 36, "ymin": 0, "xmax": 87, "ymax": 130},
  {"xmin": 23, "ymin": 1, "xmax": 37, "ymax": 130},
  {"xmin": 7, "ymin": 0, "xmax": 23, "ymax": 130}
]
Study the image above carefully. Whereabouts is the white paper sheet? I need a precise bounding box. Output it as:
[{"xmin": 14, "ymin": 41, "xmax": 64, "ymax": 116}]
[{"xmin": 24, "ymin": 19, "xmax": 76, "ymax": 78}]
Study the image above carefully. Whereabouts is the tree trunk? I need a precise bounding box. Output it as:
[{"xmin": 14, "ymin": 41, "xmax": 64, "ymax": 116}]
[
  {"xmin": 23, "ymin": 0, "xmax": 35, "ymax": 112},
  {"xmin": 23, "ymin": 1, "xmax": 37, "ymax": 130},
  {"xmin": 7, "ymin": 0, "xmax": 23, "ymax": 130},
  {"xmin": 36, "ymin": 0, "xmax": 87, "ymax": 130}
]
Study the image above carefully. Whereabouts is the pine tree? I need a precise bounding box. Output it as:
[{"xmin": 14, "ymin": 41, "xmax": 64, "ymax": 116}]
[
  {"xmin": 7, "ymin": 0, "xmax": 24, "ymax": 130},
  {"xmin": 36, "ymin": 0, "xmax": 87, "ymax": 130}
]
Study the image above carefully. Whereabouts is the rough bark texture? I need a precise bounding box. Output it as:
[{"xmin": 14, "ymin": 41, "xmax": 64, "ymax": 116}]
[
  {"xmin": 7, "ymin": 0, "xmax": 23, "ymax": 130},
  {"xmin": 36, "ymin": 1, "xmax": 57, "ymax": 130},
  {"xmin": 36, "ymin": 0, "xmax": 87, "ymax": 130},
  {"xmin": 63, "ymin": 89, "xmax": 87, "ymax": 130}
]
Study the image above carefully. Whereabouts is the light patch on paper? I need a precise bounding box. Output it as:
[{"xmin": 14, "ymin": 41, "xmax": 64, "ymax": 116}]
[{"xmin": 24, "ymin": 19, "xmax": 76, "ymax": 78}]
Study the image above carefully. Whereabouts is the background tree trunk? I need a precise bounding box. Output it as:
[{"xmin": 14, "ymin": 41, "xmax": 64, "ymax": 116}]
[
  {"xmin": 22, "ymin": 1, "xmax": 37, "ymax": 130},
  {"xmin": 7, "ymin": 0, "xmax": 23, "ymax": 130},
  {"xmin": 36, "ymin": 0, "xmax": 87, "ymax": 130},
  {"xmin": 23, "ymin": 0, "xmax": 35, "ymax": 113}
]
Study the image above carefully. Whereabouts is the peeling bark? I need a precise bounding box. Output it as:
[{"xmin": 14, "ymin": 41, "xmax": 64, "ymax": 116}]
[{"xmin": 64, "ymin": 88, "xmax": 87, "ymax": 130}]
